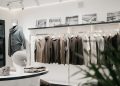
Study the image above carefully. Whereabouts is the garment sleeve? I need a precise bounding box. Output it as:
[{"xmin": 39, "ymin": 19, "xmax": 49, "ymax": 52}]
[{"xmin": 19, "ymin": 28, "xmax": 26, "ymax": 49}]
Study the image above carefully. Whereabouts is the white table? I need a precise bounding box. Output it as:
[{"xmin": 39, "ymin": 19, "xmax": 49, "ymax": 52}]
[{"xmin": 0, "ymin": 70, "xmax": 48, "ymax": 86}]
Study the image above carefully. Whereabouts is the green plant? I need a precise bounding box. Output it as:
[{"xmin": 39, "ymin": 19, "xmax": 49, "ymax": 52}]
[{"xmin": 73, "ymin": 42, "xmax": 120, "ymax": 86}]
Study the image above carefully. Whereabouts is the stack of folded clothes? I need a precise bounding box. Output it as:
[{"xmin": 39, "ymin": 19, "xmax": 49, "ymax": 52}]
[{"xmin": 24, "ymin": 66, "xmax": 46, "ymax": 73}]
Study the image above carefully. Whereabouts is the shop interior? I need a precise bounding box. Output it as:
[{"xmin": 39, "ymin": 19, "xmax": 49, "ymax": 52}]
[{"xmin": 0, "ymin": 0, "xmax": 120, "ymax": 86}]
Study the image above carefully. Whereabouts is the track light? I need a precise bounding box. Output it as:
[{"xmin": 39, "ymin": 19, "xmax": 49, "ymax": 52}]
[{"xmin": 20, "ymin": 0, "xmax": 24, "ymax": 10}]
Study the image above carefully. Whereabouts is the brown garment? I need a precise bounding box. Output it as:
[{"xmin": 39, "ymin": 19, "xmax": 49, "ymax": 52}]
[
  {"xmin": 43, "ymin": 36, "xmax": 52, "ymax": 63},
  {"xmin": 52, "ymin": 38, "xmax": 61, "ymax": 63},
  {"xmin": 112, "ymin": 33, "xmax": 120, "ymax": 50},
  {"xmin": 69, "ymin": 37, "xmax": 76, "ymax": 64},
  {"xmin": 76, "ymin": 36, "xmax": 84, "ymax": 65},
  {"xmin": 60, "ymin": 37, "xmax": 67, "ymax": 64}
]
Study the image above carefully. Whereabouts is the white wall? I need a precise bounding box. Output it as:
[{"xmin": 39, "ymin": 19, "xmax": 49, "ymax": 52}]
[{"xmin": 14, "ymin": 0, "xmax": 120, "ymax": 30}]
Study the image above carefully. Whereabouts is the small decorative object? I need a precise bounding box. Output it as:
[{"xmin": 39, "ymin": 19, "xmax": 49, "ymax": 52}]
[
  {"xmin": 65, "ymin": 15, "xmax": 78, "ymax": 25},
  {"xmin": 107, "ymin": 11, "xmax": 120, "ymax": 22},
  {"xmin": 82, "ymin": 13, "xmax": 97, "ymax": 24},
  {"xmin": 49, "ymin": 18, "xmax": 61, "ymax": 27},
  {"xmin": 36, "ymin": 19, "xmax": 47, "ymax": 28},
  {"xmin": 0, "ymin": 66, "xmax": 10, "ymax": 76}
]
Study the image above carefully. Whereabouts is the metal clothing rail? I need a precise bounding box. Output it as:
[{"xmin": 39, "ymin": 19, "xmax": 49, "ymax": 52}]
[{"xmin": 28, "ymin": 21, "xmax": 120, "ymax": 30}]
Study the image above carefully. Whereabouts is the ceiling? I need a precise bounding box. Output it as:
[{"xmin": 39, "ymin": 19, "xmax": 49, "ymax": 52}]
[{"xmin": 0, "ymin": 0, "xmax": 76, "ymax": 9}]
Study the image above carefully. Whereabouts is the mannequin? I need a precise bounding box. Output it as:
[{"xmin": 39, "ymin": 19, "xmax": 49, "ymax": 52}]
[
  {"xmin": 8, "ymin": 20, "xmax": 27, "ymax": 73},
  {"xmin": 8, "ymin": 20, "xmax": 26, "ymax": 56}
]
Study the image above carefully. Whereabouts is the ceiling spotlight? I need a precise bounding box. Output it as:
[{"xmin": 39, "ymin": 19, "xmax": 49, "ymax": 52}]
[
  {"xmin": 22, "ymin": 7, "xmax": 24, "ymax": 10},
  {"xmin": 7, "ymin": 3, "xmax": 11, "ymax": 10},
  {"xmin": 20, "ymin": 0, "xmax": 24, "ymax": 10},
  {"xmin": 7, "ymin": 3, "xmax": 10, "ymax": 6}
]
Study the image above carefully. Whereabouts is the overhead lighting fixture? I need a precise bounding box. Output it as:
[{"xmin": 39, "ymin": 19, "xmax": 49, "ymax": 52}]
[
  {"xmin": 7, "ymin": 0, "xmax": 78, "ymax": 11},
  {"xmin": 6, "ymin": 0, "xmax": 24, "ymax": 10},
  {"xmin": 7, "ymin": 3, "xmax": 11, "ymax": 10},
  {"xmin": 20, "ymin": 0, "xmax": 24, "ymax": 10}
]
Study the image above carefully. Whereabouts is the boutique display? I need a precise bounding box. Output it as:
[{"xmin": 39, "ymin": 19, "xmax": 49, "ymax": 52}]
[{"xmin": 34, "ymin": 32, "xmax": 120, "ymax": 66}]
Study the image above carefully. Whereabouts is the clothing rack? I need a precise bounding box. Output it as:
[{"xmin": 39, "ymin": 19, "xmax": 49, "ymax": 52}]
[
  {"xmin": 28, "ymin": 21, "xmax": 120, "ymax": 30},
  {"xmin": 28, "ymin": 21, "xmax": 120, "ymax": 85}
]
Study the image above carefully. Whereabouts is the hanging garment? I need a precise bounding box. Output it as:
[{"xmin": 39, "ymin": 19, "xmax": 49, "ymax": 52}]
[
  {"xmin": 111, "ymin": 33, "xmax": 120, "ymax": 50},
  {"xmin": 43, "ymin": 36, "xmax": 52, "ymax": 63},
  {"xmin": 60, "ymin": 36, "xmax": 67, "ymax": 64},
  {"xmin": 52, "ymin": 38, "xmax": 61, "ymax": 64},
  {"xmin": 90, "ymin": 36, "xmax": 97, "ymax": 64},
  {"xmin": 8, "ymin": 25, "xmax": 26, "ymax": 56},
  {"xmin": 69, "ymin": 36, "xmax": 76, "ymax": 64},
  {"xmin": 35, "ymin": 38, "xmax": 45, "ymax": 62},
  {"xmin": 103, "ymin": 36, "xmax": 112, "ymax": 66},
  {"xmin": 82, "ymin": 35, "xmax": 90, "ymax": 66},
  {"xmin": 96, "ymin": 36, "xmax": 105, "ymax": 65},
  {"xmin": 65, "ymin": 36, "xmax": 69, "ymax": 64},
  {"xmin": 76, "ymin": 36, "xmax": 84, "ymax": 65},
  {"xmin": 33, "ymin": 33, "xmax": 120, "ymax": 65}
]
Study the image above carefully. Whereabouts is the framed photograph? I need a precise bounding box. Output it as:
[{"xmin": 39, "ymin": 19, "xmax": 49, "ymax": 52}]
[
  {"xmin": 65, "ymin": 16, "xmax": 78, "ymax": 25},
  {"xmin": 82, "ymin": 14, "xmax": 97, "ymax": 24},
  {"xmin": 107, "ymin": 11, "xmax": 120, "ymax": 22},
  {"xmin": 36, "ymin": 19, "xmax": 47, "ymax": 28},
  {"xmin": 49, "ymin": 18, "xmax": 61, "ymax": 26}
]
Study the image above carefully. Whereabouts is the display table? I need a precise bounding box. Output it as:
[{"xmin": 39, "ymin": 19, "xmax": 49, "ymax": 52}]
[{"xmin": 0, "ymin": 70, "xmax": 48, "ymax": 86}]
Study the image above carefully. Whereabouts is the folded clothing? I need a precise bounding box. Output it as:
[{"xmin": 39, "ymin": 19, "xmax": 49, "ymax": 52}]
[{"xmin": 24, "ymin": 66, "xmax": 46, "ymax": 73}]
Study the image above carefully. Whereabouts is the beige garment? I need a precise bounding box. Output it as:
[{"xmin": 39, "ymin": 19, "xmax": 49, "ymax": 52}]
[
  {"xmin": 96, "ymin": 36, "xmax": 104, "ymax": 65},
  {"xmin": 82, "ymin": 35, "xmax": 90, "ymax": 66},
  {"xmin": 90, "ymin": 36, "xmax": 97, "ymax": 64},
  {"xmin": 35, "ymin": 38, "xmax": 45, "ymax": 62}
]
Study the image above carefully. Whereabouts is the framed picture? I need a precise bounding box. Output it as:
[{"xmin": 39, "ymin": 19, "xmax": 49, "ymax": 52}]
[
  {"xmin": 49, "ymin": 18, "xmax": 61, "ymax": 26},
  {"xmin": 107, "ymin": 11, "xmax": 120, "ymax": 22},
  {"xmin": 65, "ymin": 16, "xmax": 78, "ymax": 25},
  {"xmin": 36, "ymin": 19, "xmax": 47, "ymax": 28},
  {"xmin": 82, "ymin": 14, "xmax": 97, "ymax": 24}
]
